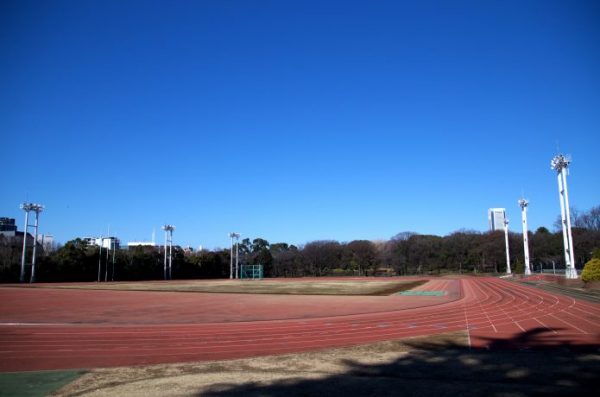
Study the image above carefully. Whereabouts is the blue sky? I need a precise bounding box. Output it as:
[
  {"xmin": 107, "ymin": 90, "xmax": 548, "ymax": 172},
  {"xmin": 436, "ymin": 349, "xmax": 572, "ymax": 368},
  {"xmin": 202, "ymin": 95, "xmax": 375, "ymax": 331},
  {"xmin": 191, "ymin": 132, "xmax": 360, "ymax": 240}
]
[{"xmin": 1, "ymin": 0, "xmax": 599, "ymax": 249}]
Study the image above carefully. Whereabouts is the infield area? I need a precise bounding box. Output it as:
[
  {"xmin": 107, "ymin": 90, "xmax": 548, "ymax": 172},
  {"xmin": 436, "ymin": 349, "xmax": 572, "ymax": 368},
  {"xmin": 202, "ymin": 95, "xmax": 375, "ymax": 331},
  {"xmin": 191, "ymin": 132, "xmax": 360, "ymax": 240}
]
[{"xmin": 1, "ymin": 276, "xmax": 599, "ymax": 396}]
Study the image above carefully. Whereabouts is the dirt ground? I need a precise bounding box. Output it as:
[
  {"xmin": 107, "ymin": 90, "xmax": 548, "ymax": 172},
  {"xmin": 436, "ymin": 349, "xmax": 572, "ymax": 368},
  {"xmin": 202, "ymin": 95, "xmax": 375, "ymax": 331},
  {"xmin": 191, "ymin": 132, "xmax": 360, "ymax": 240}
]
[
  {"xmin": 51, "ymin": 332, "xmax": 599, "ymax": 397},
  {"xmin": 26, "ymin": 279, "xmax": 426, "ymax": 296}
]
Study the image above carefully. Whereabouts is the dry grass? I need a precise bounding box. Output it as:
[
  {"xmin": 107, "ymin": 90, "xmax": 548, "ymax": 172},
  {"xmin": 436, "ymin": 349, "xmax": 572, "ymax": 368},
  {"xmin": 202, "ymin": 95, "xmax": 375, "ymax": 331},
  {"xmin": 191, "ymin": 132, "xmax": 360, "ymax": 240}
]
[
  {"xmin": 34, "ymin": 279, "xmax": 426, "ymax": 296},
  {"xmin": 51, "ymin": 331, "xmax": 599, "ymax": 396},
  {"xmin": 51, "ymin": 333, "xmax": 469, "ymax": 397}
]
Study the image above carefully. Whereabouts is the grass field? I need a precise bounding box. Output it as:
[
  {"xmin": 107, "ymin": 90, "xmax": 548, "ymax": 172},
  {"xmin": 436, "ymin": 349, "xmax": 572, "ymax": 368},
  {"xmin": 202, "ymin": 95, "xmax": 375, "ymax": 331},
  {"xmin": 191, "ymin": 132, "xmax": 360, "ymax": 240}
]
[{"xmin": 0, "ymin": 370, "xmax": 86, "ymax": 397}]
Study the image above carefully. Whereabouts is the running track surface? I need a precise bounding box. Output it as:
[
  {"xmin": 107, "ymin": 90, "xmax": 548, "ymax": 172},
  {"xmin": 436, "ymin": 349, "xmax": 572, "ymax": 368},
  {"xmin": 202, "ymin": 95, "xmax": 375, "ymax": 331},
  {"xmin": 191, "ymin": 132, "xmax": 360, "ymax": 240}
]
[{"xmin": 0, "ymin": 277, "xmax": 599, "ymax": 372}]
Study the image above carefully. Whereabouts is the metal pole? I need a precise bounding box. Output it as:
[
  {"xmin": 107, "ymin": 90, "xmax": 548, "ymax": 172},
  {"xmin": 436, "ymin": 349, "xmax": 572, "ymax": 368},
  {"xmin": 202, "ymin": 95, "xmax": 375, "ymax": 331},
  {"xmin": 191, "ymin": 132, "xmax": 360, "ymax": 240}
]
[
  {"xmin": 504, "ymin": 219, "xmax": 511, "ymax": 275},
  {"xmin": 111, "ymin": 239, "xmax": 116, "ymax": 281},
  {"xmin": 168, "ymin": 230, "xmax": 172, "ymax": 280},
  {"xmin": 519, "ymin": 200, "xmax": 531, "ymax": 275},
  {"xmin": 557, "ymin": 173, "xmax": 572, "ymax": 272},
  {"xmin": 164, "ymin": 231, "xmax": 168, "ymax": 280},
  {"xmin": 230, "ymin": 235, "xmax": 234, "ymax": 279},
  {"xmin": 561, "ymin": 169, "xmax": 577, "ymax": 277},
  {"xmin": 20, "ymin": 209, "xmax": 30, "ymax": 283},
  {"xmin": 552, "ymin": 155, "xmax": 577, "ymax": 279},
  {"xmin": 97, "ymin": 237, "xmax": 102, "ymax": 282},
  {"xmin": 105, "ymin": 238, "xmax": 110, "ymax": 282},
  {"xmin": 235, "ymin": 237, "xmax": 240, "ymax": 278},
  {"xmin": 30, "ymin": 209, "xmax": 40, "ymax": 283}
]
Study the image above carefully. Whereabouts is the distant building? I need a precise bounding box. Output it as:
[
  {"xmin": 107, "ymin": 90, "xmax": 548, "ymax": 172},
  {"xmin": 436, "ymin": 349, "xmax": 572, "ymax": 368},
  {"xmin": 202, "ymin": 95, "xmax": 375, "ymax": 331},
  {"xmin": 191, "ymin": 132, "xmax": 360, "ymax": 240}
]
[
  {"xmin": 0, "ymin": 217, "xmax": 43, "ymax": 250},
  {"xmin": 37, "ymin": 234, "xmax": 55, "ymax": 253},
  {"xmin": 0, "ymin": 217, "xmax": 17, "ymax": 233},
  {"xmin": 488, "ymin": 208, "xmax": 506, "ymax": 231},
  {"xmin": 83, "ymin": 236, "xmax": 120, "ymax": 250},
  {"xmin": 127, "ymin": 241, "xmax": 156, "ymax": 248},
  {"xmin": 127, "ymin": 230, "xmax": 158, "ymax": 249},
  {"xmin": 1, "ymin": 217, "xmax": 18, "ymax": 239}
]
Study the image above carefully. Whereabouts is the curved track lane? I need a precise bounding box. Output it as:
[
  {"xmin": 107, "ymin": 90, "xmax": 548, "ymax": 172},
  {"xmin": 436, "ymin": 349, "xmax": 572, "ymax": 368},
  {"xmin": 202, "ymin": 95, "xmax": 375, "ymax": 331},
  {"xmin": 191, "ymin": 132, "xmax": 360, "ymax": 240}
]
[{"xmin": 1, "ymin": 277, "xmax": 599, "ymax": 372}]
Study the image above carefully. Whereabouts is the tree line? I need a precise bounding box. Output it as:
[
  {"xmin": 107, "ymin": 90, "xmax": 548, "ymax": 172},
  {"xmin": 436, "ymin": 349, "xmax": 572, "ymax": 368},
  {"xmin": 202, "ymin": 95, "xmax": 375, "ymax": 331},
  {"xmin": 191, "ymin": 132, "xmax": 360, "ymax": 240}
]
[{"xmin": 1, "ymin": 206, "xmax": 599, "ymax": 283}]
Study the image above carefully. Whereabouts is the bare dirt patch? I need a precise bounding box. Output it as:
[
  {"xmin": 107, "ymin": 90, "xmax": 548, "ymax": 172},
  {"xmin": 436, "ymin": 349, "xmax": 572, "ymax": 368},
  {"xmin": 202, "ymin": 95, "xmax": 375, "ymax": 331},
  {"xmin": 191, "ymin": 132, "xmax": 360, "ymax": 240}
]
[
  {"xmin": 50, "ymin": 332, "xmax": 598, "ymax": 396},
  {"xmin": 28, "ymin": 279, "xmax": 426, "ymax": 296}
]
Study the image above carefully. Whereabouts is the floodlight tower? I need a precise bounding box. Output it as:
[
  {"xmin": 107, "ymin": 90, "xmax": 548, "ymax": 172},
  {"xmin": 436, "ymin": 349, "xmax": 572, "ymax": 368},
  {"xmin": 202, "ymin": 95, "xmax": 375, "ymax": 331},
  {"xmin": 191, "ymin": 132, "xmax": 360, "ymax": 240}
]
[
  {"xmin": 111, "ymin": 237, "xmax": 117, "ymax": 281},
  {"xmin": 504, "ymin": 218, "xmax": 511, "ymax": 275},
  {"xmin": 97, "ymin": 236, "xmax": 103, "ymax": 282},
  {"xmin": 162, "ymin": 225, "xmax": 175, "ymax": 280},
  {"xmin": 551, "ymin": 154, "xmax": 577, "ymax": 279},
  {"xmin": 229, "ymin": 232, "xmax": 240, "ymax": 279},
  {"xmin": 19, "ymin": 203, "xmax": 44, "ymax": 283},
  {"xmin": 518, "ymin": 199, "xmax": 531, "ymax": 275}
]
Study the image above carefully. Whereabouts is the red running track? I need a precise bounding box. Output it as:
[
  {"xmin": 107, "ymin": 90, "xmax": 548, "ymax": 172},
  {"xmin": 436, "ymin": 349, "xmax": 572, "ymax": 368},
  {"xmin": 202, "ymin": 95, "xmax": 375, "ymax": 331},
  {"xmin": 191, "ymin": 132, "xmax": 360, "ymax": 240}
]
[{"xmin": 0, "ymin": 277, "xmax": 599, "ymax": 372}]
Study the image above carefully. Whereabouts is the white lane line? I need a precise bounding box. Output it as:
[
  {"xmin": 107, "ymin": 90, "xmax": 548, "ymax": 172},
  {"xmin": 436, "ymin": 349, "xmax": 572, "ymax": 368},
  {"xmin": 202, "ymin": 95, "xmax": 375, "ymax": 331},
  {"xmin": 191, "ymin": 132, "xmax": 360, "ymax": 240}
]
[
  {"xmin": 0, "ymin": 323, "xmax": 73, "ymax": 326},
  {"xmin": 534, "ymin": 318, "xmax": 558, "ymax": 334},
  {"xmin": 461, "ymin": 280, "xmax": 472, "ymax": 349},
  {"xmin": 549, "ymin": 314, "xmax": 588, "ymax": 334}
]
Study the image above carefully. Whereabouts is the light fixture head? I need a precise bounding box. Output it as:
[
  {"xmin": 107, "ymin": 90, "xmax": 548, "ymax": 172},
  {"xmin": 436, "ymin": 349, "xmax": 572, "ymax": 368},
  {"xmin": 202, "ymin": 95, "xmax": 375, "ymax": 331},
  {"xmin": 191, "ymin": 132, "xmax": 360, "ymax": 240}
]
[
  {"xmin": 20, "ymin": 203, "xmax": 44, "ymax": 212},
  {"xmin": 551, "ymin": 154, "xmax": 571, "ymax": 172}
]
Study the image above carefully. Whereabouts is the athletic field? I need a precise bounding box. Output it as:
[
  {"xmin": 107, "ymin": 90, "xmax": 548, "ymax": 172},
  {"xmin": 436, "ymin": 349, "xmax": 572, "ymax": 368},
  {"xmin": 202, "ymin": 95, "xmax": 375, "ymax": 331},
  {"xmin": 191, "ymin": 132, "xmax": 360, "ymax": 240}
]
[{"xmin": 1, "ymin": 276, "xmax": 599, "ymax": 396}]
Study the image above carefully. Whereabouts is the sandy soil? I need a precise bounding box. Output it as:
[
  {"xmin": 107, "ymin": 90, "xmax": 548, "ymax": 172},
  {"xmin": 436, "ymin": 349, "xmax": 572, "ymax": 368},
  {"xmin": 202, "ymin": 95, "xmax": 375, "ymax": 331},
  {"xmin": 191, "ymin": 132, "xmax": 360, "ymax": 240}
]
[
  {"xmin": 51, "ymin": 332, "xmax": 599, "ymax": 397},
  {"xmin": 25, "ymin": 279, "xmax": 426, "ymax": 296}
]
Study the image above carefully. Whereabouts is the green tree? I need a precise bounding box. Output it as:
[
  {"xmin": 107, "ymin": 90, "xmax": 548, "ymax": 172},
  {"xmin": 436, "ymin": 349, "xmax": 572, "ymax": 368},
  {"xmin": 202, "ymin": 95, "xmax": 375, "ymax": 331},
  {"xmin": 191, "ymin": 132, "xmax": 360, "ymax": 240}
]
[
  {"xmin": 51, "ymin": 238, "xmax": 98, "ymax": 281},
  {"xmin": 344, "ymin": 240, "xmax": 377, "ymax": 276},
  {"xmin": 581, "ymin": 258, "xmax": 600, "ymax": 283}
]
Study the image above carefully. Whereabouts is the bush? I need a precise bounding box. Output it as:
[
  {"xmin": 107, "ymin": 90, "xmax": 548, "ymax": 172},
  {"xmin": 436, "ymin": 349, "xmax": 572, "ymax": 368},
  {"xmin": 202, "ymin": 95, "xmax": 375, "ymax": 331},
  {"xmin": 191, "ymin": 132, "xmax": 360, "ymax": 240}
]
[
  {"xmin": 514, "ymin": 260, "xmax": 524, "ymax": 274},
  {"xmin": 581, "ymin": 258, "xmax": 600, "ymax": 283}
]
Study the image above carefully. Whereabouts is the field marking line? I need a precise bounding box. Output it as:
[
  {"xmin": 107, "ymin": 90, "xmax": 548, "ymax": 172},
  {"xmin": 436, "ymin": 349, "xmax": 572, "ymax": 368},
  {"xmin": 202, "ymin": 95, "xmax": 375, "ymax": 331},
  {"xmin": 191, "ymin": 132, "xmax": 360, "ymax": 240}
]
[
  {"xmin": 461, "ymin": 280, "xmax": 472, "ymax": 349},
  {"xmin": 469, "ymin": 279, "xmax": 498, "ymax": 332},
  {"xmin": 548, "ymin": 313, "xmax": 588, "ymax": 334},
  {"xmin": 534, "ymin": 318, "xmax": 558, "ymax": 334},
  {"xmin": 0, "ymin": 322, "xmax": 73, "ymax": 326}
]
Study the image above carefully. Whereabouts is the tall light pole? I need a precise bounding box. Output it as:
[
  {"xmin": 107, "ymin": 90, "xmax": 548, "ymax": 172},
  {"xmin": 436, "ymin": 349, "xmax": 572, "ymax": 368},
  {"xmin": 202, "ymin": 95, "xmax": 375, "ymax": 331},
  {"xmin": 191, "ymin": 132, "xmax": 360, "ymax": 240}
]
[
  {"xmin": 551, "ymin": 154, "xmax": 577, "ymax": 278},
  {"xmin": 20, "ymin": 203, "xmax": 44, "ymax": 283},
  {"xmin": 19, "ymin": 207, "xmax": 30, "ymax": 283},
  {"xmin": 504, "ymin": 218, "xmax": 511, "ymax": 275},
  {"xmin": 162, "ymin": 225, "xmax": 175, "ymax": 280},
  {"xmin": 229, "ymin": 232, "xmax": 240, "ymax": 279},
  {"xmin": 518, "ymin": 199, "xmax": 531, "ymax": 275},
  {"xmin": 97, "ymin": 237, "xmax": 103, "ymax": 282},
  {"xmin": 111, "ymin": 238, "xmax": 116, "ymax": 281},
  {"xmin": 236, "ymin": 236, "xmax": 240, "ymax": 278}
]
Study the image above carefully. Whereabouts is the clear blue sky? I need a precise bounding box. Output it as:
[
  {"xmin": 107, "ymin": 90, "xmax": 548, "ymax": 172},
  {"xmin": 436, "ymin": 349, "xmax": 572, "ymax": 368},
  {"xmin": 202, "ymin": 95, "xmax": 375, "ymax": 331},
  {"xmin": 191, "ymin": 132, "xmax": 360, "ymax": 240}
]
[{"xmin": 1, "ymin": 0, "xmax": 599, "ymax": 249}]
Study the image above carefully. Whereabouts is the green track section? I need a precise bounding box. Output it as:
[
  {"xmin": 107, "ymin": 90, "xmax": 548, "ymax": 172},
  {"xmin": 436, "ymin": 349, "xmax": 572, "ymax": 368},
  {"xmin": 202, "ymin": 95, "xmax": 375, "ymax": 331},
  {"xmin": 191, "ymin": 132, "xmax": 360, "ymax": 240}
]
[
  {"xmin": 398, "ymin": 290, "xmax": 445, "ymax": 296},
  {"xmin": 0, "ymin": 370, "xmax": 86, "ymax": 397}
]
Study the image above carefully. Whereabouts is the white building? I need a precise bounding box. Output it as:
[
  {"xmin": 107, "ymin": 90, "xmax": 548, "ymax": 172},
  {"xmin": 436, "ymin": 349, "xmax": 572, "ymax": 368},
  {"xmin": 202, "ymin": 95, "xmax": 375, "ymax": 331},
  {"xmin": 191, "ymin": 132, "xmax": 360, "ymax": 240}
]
[
  {"xmin": 127, "ymin": 241, "xmax": 157, "ymax": 248},
  {"xmin": 488, "ymin": 208, "xmax": 506, "ymax": 232},
  {"xmin": 83, "ymin": 236, "xmax": 120, "ymax": 250}
]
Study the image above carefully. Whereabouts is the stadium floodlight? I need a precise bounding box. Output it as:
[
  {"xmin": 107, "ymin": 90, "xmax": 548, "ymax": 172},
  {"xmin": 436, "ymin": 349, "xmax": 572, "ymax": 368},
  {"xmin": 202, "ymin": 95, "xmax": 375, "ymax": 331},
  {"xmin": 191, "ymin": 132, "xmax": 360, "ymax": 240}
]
[
  {"xmin": 229, "ymin": 232, "xmax": 240, "ymax": 279},
  {"xmin": 504, "ymin": 218, "xmax": 511, "ymax": 275},
  {"xmin": 518, "ymin": 199, "xmax": 531, "ymax": 276},
  {"xmin": 551, "ymin": 154, "xmax": 577, "ymax": 278},
  {"xmin": 19, "ymin": 203, "xmax": 44, "ymax": 283},
  {"xmin": 162, "ymin": 225, "xmax": 175, "ymax": 280}
]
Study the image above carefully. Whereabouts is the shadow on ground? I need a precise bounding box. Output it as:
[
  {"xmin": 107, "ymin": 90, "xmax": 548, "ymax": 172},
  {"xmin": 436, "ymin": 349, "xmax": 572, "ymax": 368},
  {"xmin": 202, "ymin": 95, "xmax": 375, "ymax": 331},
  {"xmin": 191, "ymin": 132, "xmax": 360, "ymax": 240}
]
[{"xmin": 201, "ymin": 328, "xmax": 599, "ymax": 397}]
